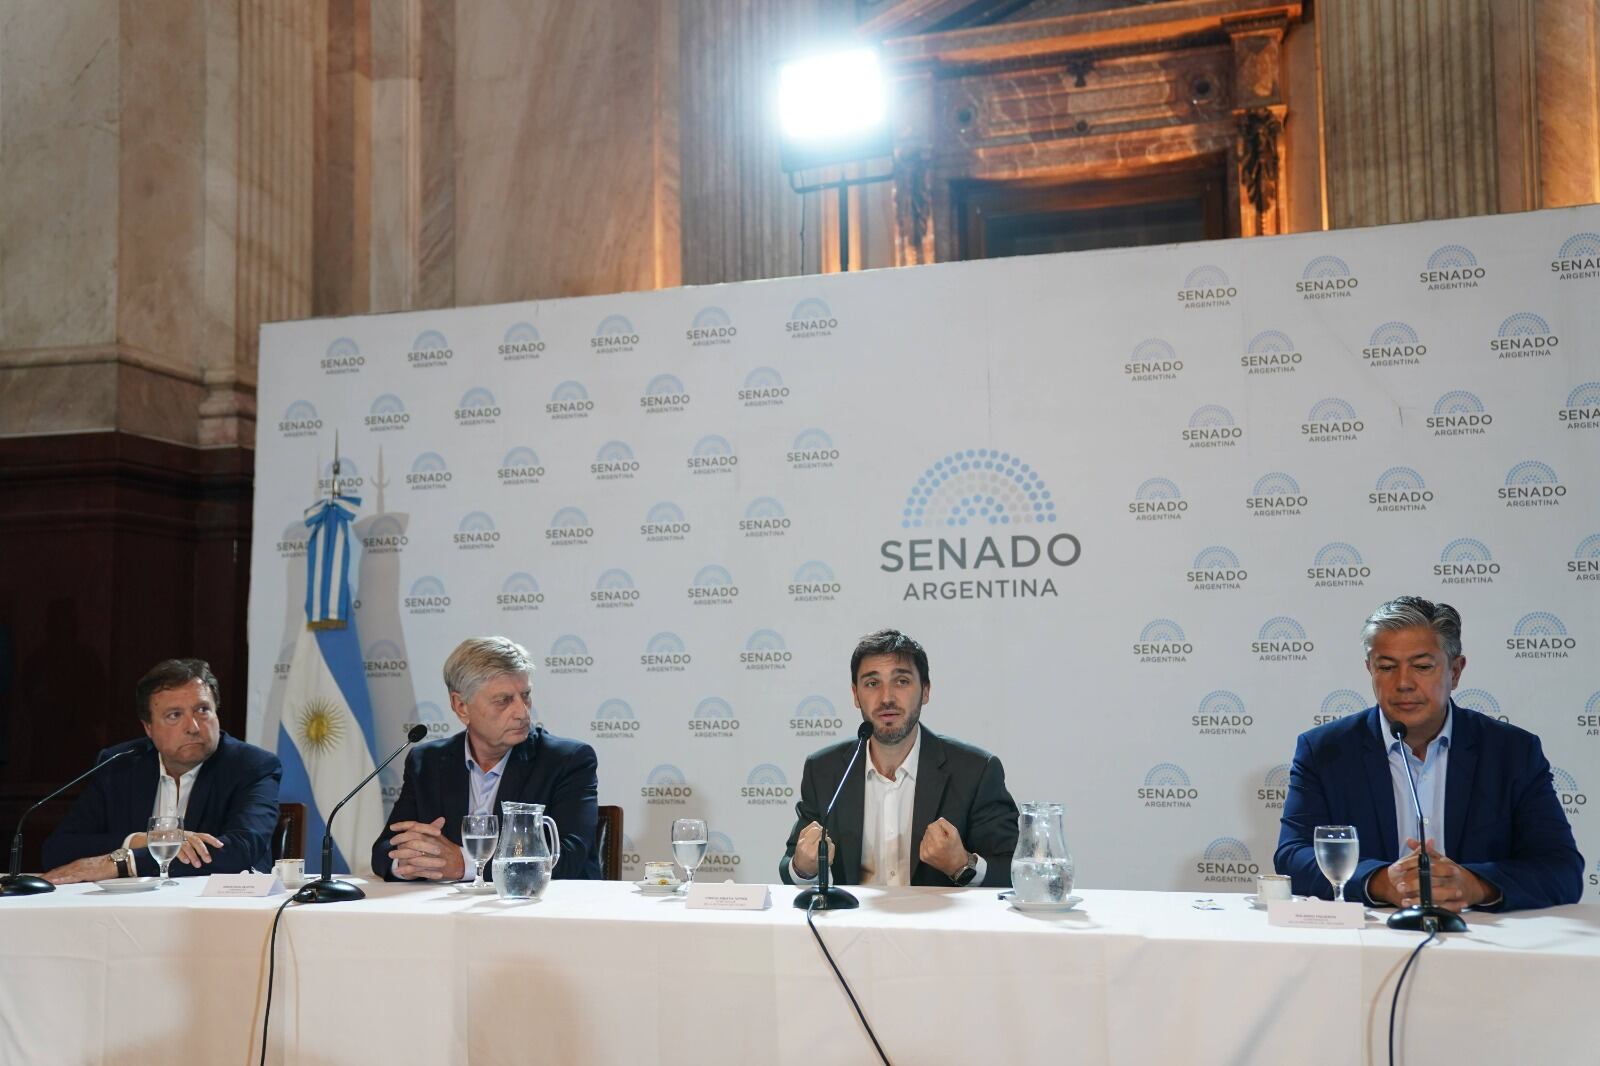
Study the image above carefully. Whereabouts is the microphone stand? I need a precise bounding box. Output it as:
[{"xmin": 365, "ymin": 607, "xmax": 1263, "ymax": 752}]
[
  {"xmin": 794, "ymin": 724, "xmax": 872, "ymax": 911},
  {"xmin": 3, "ymin": 749, "xmax": 135, "ymax": 897},
  {"xmin": 1386, "ymin": 720, "xmax": 1466, "ymax": 933}
]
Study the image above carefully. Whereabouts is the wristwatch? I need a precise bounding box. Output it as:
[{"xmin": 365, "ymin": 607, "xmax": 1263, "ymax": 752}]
[
  {"xmin": 109, "ymin": 847, "xmax": 135, "ymax": 879},
  {"xmin": 951, "ymin": 852, "xmax": 979, "ymax": 887}
]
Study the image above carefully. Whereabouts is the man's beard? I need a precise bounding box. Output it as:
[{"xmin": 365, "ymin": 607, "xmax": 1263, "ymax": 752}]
[{"xmin": 869, "ymin": 700, "xmax": 921, "ymax": 745}]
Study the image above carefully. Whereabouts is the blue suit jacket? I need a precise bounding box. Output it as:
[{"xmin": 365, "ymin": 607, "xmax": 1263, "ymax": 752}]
[
  {"xmin": 1275, "ymin": 703, "xmax": 1582, "ymax": 911},
  {"xmin": 370, "ymin": 728, "xmax": 601, "ymax": 881},
  {"xmin": 42, "ymin": 733, "xmax": 283, "ymax": 876}
]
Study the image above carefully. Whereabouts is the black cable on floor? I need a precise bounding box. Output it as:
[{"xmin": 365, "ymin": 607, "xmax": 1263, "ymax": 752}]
[
  {"xmin": 804, "ymin": 896, "xmax": 891, "ymax": 1066},
  {"xmin": 259, "ymin": 894, "xmax": 297, "ymax": 1066},
  {"xmin": 1387, "ymin": 927, "xmax": 1439, "ymax": 1066}
]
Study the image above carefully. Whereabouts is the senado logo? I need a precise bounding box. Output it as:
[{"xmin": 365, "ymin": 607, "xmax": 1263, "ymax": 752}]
[
  {"xmin": 1189, "ymin": 545, "xmax": 1247, "ymax": 591},
  {"xmin": 1197, "ymin": 837, "xmax": 1260, "ymax": 884},
  {"xmin": 1177, "ymin": 264, "xmax": 1236, "ymax": 309},
  {"xmin": 1316, "ymin": 689, "xmax": 1366, "ymax": 726},
  {"xmin": 1307, "ymin": 542, "xmax": 1369, "ymax": 588},
  {"xmin": 591, "ymin": 313, "xmax": 640, "ymax": 353},
  {"xmin": 546, "ymin": 506, "xmax": 593, "ymax": 547},
  {"xmin": 1257, "ymin": 764, "xmax": 1290, "ymax": 810},
  {"xmin": 547, "ymin": 380, "xmax": 594, "ymax": 421},
  {"xmin": 1296, "ymin": 254, "xmax": 1358, "ymax": 300},
  {"xmin": 620, "ymin": 834, "xmax": 641, "ymax": 877},
  {"xmin": 498, "ymin": 572, "xmax": 544, "ymax": 612},
  {"xmin": 1254, "ymin": 616, "xmax": 1314, "ymax": 663},
  {"xmin": 741, "ymin": 496, "xmax": 790, "ymax": 538},
  {"xmin": 641, "ymin": 501, "xmax": 690, "ymax": 543},
  {"xmin": 365, "ymin": 393, "xmax": 410, "ymax": 433},
  {"xmin": 1429, "ymin": 390, "xmax": 1492, "ymax": 438},
  {"xmin": 404, "ymin": 575, "xmax": 449, "ymax": 615},
  {"xmin": 687, "ymin": 306, "xmax": 736, "ymax": 347},
  {"xmin": 1572, "ymin": 533, "xmax": 1600, "ymax": 582},
  {"xmin": 1139, "ymin": 763, "xmax": 1197, "ymax": 808},
  {"xmin": 1490, "ymin": 311, "xmax": 1559, "ymax": 359},
  {"xmin": 1363, "ymin": 320, "xmax": 1426, "ymax": 367},
  {"xmin": 1580, "ymin": 691, "xmax": 1600, "ymax": 737},
  {"xmin": 1129, "ymin": 477, "xmax": 1186, "ymax": 522},
  {"xmin": 1133, "ymin": 619, "xmax": 1191, "ymax": 664},
  {"xmin": 789, "ymin": 427, "xmax": 839, "ymax": 470},
  {"xmin": 1499, "ymin": 460, "xmax": 1565, "ymax": 509},
  {"xmin": 321, "ymin": 336, "xmax": 364, "ymax": 375},
  {"xmin": 640, "ymin": 632, "xmax": 689, "ymax": 672},
  {"xmin": 1246, "ymin": 471, "xmax": 1307, "ymax": 518},
  {"xmin": 1436, "ymin": 537, "xmax": 1498, "ymax": 585},
  {"xmin": 642, "ymin": 764, "xmax": 690, "ymax": 805},
  {"xmin": 687, "ymin": 564, "xmax": 738, "ymax": 606},
  {"xmin": 741, "ymin": 629, "xmax": 792, "ymax": 672},
  {"xmin": 407, "ymin": 451, "xmax": 451, "ymax": 492},
  {"xmin": 1506, "ymin": 611, "xmax": 1575, "ymax": 660},
  {"xmin": 592, "ymin": 568, "xmax": 640, "ymax": 609},
  {"xmin": 1419, "ymin": 244, "xmax": 1485, "ymax": 290},
  {"xmin": 1552, "ymin": 768, "xmax": 1587, "ymax": 817},
  {"xmin": 791, "ymin": 694, "xmax": 846, "ymax": 738},
  {"xmin": 453, "ymin": 386, "xmax": 500, "ymax": 426},
  {"xmin": 1194, "ymin": 690, "xmax": 1251, "ymax": 735},
  {"xmin": 1457, "ymin": 688, "xmax": 1506, "ymax": 723},
  {"xmin": 787, "ymin": 296, "xmax": 837, "ymax": 339},
  {"xmin": 361, "ymin": 514, "xmax": 408, "ymax": 555},
  {"xmin": 363, "ymin": 638, "xmax": 408, "ymax": 679},
  {"xmin": 1302, "ymin": 397, "xmax": 1363, "ymax": 443},
  {"xmin": 1371, "ymin": 466, "xmax": 1432, "ymax": 513},
  {"xmin": 1551, "ymin": 232, "xmax": 1600, "ymax": 280},
  {"xmin": 1124, "ymin": 337, "xmax": 1182, "ymax": 382},
  {"xmin": 317, "ymin": 458, "xmax": 365, "ymax": 495},
  {"xmin": 545, "ymin": 634, "xmax": 593, "ymax": 675},
  {"xmin": 454, "ymin": 511, "xmax": 499, "ymax": 551},
  {"xmin": 1183, "ymin": 404, "xmax": 1242, "ymax": 449},
  {"xmin": 1241, "ymin": 329, "xmax": 1302, "ymax": 375},
  {"xmin": 591, "ymin": 440, "xmax": 640, "ymax": 482},
  {"xmin": 688, "ymin": 434, "xmax": 738, "ymax": 475},
  {"xmin": 406, "ymin": 328, "xmax": 452, "ymax": 369},
  {"xmin": 689, "ymin": 697, "xmax": 738, "ymax": 739},
  {"xmin": 740, "ymin": 366, "xmax": 788, "ymax": 407},
  {"xmin": 275, "ymin": 519, "xmax": 308, "ymax": 559},
  {"xmin": 278, "ymin": 400, "xmax": 322, "ymax": 438},
  {"xmin": 401, "ymin": 701, "xmax": 456, "ymax": 744},
  {"xmin": 641, "ymin": 374, "xmax": 690, "ymax": 414},
  {"xmin": 703, "ymin": 831, "xmax": 741, "ymax": 871},
  {"xmin": 742, "ymin": 764, "xmax": 794, "ymax": 806},
  {"xmin": 790, "ymin": 560, "xmax": 841, "ymax": 603},
  {"xmin": 497, "ymin": 446, "xmax": 545, "ymax": 487},
  {"xmin": 591, "ymin": 698, "xmax": 640, "ymax": 739},
  {"xmin": 500, "ymin": 321, "xmax": 545, "ymax": 360},
  {"xmin": 1559, "ymin": 381, "xmax": 1600, "ymax": 430},
  {"xmin": 884, "ymin": 448, "xmax": 1077, "ymax": 603}
]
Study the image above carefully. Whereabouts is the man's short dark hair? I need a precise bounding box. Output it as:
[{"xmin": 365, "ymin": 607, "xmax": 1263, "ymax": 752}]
[
  {"xmin": 135, "ymin": 659, "xmax": 220, "ymax": 723},
  {"xmin": 850, "ymin": 629, "xmax": 930, "ymax": 686}
]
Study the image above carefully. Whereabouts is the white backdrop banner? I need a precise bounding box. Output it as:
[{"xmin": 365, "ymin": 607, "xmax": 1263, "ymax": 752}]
[{"xmin": 250, "ymin": 206, "xmax": 1600, "ymax": 893}]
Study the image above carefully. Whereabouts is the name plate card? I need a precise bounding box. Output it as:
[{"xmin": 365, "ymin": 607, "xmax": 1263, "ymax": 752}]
[
  {"xmin": 201, "ymin": 873, "xmax": 284, "ymax": 898},
  {"xmin": 1268, "ymin": 899, "xmax": 1365, "ymax": 929},
  {"xmin": 684, "ymin": 882, "xmax": 771, "ymax": 911}
]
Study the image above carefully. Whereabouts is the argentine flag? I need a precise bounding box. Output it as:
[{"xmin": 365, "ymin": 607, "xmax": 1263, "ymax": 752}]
[{"xmin": 278, "ymin": 493, "xmax": 382, "ymax": 875}]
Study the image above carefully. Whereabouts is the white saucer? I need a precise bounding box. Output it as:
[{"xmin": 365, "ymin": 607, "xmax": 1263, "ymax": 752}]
[
  {"xmin": 450, "ymin": 881, "xmax": 498, "ymax": 895},
  {"xmin": 1244, "ymin": 894, "xmax": 1305, "ymax": 910},
  {"xmin": 95, "ymin": 877, "xmax": 161, "ymax": 894},
  {"xmin": 1002, "ymin": 892, "xmax": 1082, "ymax": 913},
  {"xmin": 634, "ymin": 879, "xmax": 683, "ymax": 896}
]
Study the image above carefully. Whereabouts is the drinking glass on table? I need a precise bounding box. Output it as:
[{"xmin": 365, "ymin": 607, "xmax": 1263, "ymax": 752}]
[
  {"xmin": 461, "ymin": 813, "xmax": 499, "ymax": 888},
  {"xmin": 1314, "ymin": 825, "xmax": 1359, "ymax": 903},
  {"xmin": 671, "ymin": 818, "xmax": 708, "ymax": 889},
  {"xmin": 147, "ymin": 815, "xmax": 184, "ymax": 887}
]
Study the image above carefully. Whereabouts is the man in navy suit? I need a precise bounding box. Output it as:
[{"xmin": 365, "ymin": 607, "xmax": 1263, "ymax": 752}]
[
  {"xmin": 372, "ymin": 636, "xmax": 600, "ymax": 881},
  {"xmin": 42, "ymin": 659, "xmax": 282, "ymax": 882},
  {"xmin": 1276, "ymin": 596, "xmax": 1582, "ymax": 911}
]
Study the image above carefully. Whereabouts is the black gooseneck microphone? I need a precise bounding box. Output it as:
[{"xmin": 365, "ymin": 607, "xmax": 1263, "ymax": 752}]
[
  {"xmin": 1384, "ymin": 719, "xmax": 1466, "ymax": 933},
  {"xmin": 2, "ymin": 748, "xmax": 136, "ymax": 897},
  {"xmin": 294, "ymin": 724, "xmax": 428, "ymax": 904},
  {"xmin": 794, "ymin": 721, "xmax": 873, "ymax": 911}
]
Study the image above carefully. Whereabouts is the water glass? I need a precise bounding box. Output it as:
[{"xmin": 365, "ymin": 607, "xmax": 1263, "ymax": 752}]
[
  {"xmin": 1313, "ymin": 825, "xmax": 1359, "ymax": 902},
  {"xmin": 147, "ymin": 816, "xmax": 184, "ymax": 887},
  {"xmin": 462, "ymin": 813, "xmax": 499, "ymax": 888},
  {"xmin": 671, "ymin": 818, "xmax": 708, "ymax": 888}
]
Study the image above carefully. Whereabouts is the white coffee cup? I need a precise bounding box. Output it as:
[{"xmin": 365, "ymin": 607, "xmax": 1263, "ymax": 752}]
[
  {"xmin": 272, "ymin": 858, "xmax": 305, "ymax": 889},
  {"xmin": 642, "ymin": 861, "xmax": 679, "ymax": 885},
  {"xmin": 1256, "ymin": 873, "xmax": 1292, "ymax": 901}
]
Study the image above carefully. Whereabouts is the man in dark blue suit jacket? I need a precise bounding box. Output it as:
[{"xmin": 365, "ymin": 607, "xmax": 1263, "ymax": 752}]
[
  {"xmin": 43, "ymin": 659, "xmax": 282, "ymax": 881},
  {"xmin": 371, "ymin": 636, "xmax": 600, "ymax": 881},
  {"xmin": 1276, "ymin": 596, "xmax": 1582, "ymax": 912}
]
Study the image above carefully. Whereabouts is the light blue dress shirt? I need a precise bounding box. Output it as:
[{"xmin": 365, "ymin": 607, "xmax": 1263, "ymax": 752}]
[{"xmin": 1386, "ymin": 704, "xmax": 1453, "ymax": 859}]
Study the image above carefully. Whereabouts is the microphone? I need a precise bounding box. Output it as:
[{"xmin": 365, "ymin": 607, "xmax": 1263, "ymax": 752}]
[
  {"xmin": 793, "ymin": 722, "xmax": 873, "ymax": 911},
  {"xmin": 3, "ymin": 748, "xmax": 136, "ymax": 897},
  {"xmin": 294, "ymin": 724, "xmax": 428, "ymax": 904},
  {"xmin": 1384, "ymin": 719, "xmax": 1466, "ymax": 933}
]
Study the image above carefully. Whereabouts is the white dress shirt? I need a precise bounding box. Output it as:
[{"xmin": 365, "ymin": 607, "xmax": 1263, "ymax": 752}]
[{"xmin": 122, "ymin": 761, "xmax": 200, "ymax": 851}]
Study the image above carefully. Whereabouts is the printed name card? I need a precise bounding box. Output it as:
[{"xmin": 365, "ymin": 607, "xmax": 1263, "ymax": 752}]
[
  {"xmin": 685, "ymin": 882, "xmax": 771, "ymax": 911},
  {"xmin": 202, "ymin": 873, "xmax": 284, "ymax": 898},
  {"xmin": 1268, "ymin": 899, "xmax": 1365, "ymax": 929}
]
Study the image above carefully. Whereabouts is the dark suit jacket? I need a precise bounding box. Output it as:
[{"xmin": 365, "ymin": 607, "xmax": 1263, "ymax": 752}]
[
  {"xmin": 779, "ymin": 727, "xmax": 1019, "ymax": 888},
  {"xmin": 42, "ymin": 733, "xmax": 283, "ymax": 876},
  {"xmin": 371, "ymin": 728, "xmax": 600, "ymax": 881},
  {"xmin": 1275, "ymin": 703, "xmax": 1583, "ymax": 911}
]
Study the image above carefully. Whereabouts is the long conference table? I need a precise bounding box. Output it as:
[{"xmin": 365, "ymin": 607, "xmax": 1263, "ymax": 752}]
[{"xmin": 1, "ymin": 879, "xmax": 1595, "ymax": 1065}]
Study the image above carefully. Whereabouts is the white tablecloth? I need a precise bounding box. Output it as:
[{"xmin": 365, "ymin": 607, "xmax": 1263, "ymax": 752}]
[{"xmin": 2, "ymin": 880, "xmax": 1596, "ymax": 1065}]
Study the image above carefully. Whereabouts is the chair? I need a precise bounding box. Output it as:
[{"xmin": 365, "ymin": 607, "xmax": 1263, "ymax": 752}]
[
  {"xmin": 273, "ymin": 802, "xmax": 307, "ymax": 862},
  {"xmin": 596, "ymin": 804, "xmax": 623, "ymax": 880}
]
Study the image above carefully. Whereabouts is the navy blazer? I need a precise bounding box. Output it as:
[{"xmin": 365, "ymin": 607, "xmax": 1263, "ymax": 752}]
[
  {"xmin": 778, "ymin": 727, "xmax": 1019, "ymax": 888},
  {"xmin": 1275, "ymin": 703, "xmax": 1583, "ymax": 911},
  {"xmin": 42, "ymin": 733, "xmax": 283, "ymax": 876},
  {"xmin": 371, "ymin": 728, "xmax": 600, "ymax": 881}
]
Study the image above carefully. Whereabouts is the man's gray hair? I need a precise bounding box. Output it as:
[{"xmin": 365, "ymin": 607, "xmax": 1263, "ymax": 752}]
[
  {"xmin": 442, "ymin": 636, "xmax": 535, "ymax": 701},
  {"xmin": 1360, "ymin": 596, "xmax": 1463, "ymax": 660}
]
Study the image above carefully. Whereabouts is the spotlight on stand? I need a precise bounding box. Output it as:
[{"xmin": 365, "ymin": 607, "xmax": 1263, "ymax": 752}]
[{"xmin": 777, "ymin": 46, "xmax": 894, "ymax": 273}]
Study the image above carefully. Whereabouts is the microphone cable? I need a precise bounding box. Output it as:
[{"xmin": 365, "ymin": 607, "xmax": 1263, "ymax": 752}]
[
  {"xmin": 804, "ymin": 895, "xmax": 891, "ymax": 1066},
  {"xmin": 258, "ymin": 893, "xmax": 298, "ymax": 1066},
  {"xmin": 1386, "ymin": 926, "xmax": 1439, "ymax": 1066}
]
